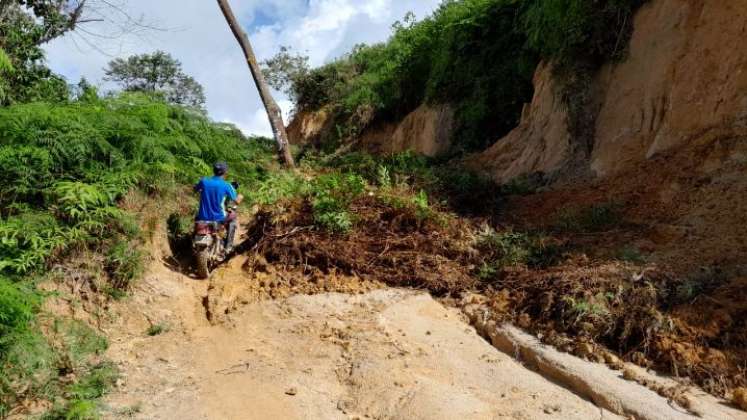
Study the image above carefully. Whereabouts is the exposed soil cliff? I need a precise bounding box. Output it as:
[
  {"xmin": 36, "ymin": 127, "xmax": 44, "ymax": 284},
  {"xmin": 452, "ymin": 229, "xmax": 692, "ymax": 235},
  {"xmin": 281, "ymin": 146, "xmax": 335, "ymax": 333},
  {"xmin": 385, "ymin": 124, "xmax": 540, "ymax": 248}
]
[
  {"xmin": 476, "ymin": 0, "xmax": 747, "ymax": 181},
  {"xmin": 472, "ymin": 62, "xmax": 572, "ymax": 183},
  {"xmin": 286, "ymin": 106, "xmax": 335, "ymax": 148},
  {"xmin": 288, "ymin": 104, "xmax": 455, "ymax": 158}
]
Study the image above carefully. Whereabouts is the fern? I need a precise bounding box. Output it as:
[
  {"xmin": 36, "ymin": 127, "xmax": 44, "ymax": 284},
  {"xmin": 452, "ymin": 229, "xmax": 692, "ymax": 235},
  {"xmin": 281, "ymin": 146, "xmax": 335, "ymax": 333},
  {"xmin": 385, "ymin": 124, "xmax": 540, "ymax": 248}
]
[
  {"xmin": 0, "ymin": 212, "xmax": 85, "ymax": 274},
  {"xmin": 0, "ymin": 49, "xmax": 12, "ymax": 104},
  {"xmin": 0, "ymin": 49, "xmax": 12, "ymax": 74}
]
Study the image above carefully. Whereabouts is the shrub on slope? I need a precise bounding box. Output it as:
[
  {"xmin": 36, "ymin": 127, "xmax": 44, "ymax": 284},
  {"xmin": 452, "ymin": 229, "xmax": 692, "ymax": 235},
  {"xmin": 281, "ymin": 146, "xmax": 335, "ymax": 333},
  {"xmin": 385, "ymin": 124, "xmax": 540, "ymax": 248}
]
[{"xmin": 268, "ymin": 0, "xmax": 646, "ymax": 151}]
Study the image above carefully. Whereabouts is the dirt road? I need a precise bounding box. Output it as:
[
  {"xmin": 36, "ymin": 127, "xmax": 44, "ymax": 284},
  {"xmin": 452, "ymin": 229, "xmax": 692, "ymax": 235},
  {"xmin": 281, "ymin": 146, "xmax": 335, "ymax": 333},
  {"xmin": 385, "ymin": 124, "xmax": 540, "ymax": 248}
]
[{"xmin": 99, "ymin": 246, "xmax": 621, "ymax": 420}]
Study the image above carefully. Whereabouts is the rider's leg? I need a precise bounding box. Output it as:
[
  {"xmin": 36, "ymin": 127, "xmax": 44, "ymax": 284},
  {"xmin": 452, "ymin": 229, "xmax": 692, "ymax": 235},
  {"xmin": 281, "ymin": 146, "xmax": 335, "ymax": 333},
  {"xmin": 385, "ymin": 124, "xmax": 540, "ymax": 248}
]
[{"xmin": 224, "ymin": 213, "xmax": 238, "ymax": 252}]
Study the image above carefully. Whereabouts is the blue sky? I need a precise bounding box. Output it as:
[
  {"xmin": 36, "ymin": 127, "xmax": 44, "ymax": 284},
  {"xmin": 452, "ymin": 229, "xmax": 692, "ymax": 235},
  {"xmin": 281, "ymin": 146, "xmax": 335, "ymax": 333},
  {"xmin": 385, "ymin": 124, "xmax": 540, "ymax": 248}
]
[{"xmin": 44, "ymin": 0, "xmax": 441, "ymax": 136}]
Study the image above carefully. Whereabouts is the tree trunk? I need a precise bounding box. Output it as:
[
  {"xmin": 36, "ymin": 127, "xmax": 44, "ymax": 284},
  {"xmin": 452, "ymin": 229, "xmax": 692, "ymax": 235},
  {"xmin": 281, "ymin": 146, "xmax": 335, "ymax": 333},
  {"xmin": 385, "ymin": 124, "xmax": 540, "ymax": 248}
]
[{"xmin": 216, "ymin": 0, "xmax": 295, "ymax": 167}]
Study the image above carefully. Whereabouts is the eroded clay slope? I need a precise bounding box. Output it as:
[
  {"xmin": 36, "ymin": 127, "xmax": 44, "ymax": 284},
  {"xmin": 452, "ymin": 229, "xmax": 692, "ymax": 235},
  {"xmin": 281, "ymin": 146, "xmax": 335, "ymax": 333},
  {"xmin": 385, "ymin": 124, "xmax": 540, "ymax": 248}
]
[{"xmin": 475, "ymin": 0, "xmax": 747, "ymax": 181}]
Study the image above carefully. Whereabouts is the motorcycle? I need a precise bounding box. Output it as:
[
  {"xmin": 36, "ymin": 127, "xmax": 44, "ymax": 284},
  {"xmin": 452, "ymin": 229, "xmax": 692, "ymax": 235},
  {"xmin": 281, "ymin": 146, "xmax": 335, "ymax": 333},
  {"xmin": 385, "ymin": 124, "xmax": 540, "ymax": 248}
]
[{"xmin": 192, "ymin": 182, "xmax": 239, "ymax": 279}]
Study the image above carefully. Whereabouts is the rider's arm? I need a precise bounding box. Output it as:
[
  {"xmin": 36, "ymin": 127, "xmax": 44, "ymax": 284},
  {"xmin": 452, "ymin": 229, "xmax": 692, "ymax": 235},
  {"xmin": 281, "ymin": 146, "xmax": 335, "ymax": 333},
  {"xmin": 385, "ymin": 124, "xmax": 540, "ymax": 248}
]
[
  {"xmin": 193, "ymin": 178, "xmax": 204, "ymax": 193},
  {"xmin": 226, "ymin": 182, "xmax": 242, "ymax": 204}
]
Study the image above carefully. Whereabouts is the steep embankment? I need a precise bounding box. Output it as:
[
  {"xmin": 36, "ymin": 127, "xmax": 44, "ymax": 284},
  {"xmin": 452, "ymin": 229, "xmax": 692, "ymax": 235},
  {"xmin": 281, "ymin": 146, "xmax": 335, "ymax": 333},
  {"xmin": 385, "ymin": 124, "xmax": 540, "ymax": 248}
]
[
  {"xmin": 289, "ymin": 0, "xmax": 747, "ymax": 271},
  {"xmin": 475, "ymin": 0, "xmax": 747, "ymax": 180},
  {"xmin": 476, "ymin": 0, "xmax": 747, "ymax": 270},
  {"xmin": 285, "ymin": 0, "xmax": 747, "ymax": 406},
  {"xmin": 288, "ymin": 104, "xmax": 455, "ymax": 158}
]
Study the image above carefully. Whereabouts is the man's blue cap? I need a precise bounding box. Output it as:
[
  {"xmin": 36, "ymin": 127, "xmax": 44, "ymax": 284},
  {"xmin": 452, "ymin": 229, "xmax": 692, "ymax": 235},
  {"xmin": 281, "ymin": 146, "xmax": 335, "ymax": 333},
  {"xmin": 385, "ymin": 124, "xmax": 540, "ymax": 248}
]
[{"xmin": 213, "ymin": 162, "xmax": 228, "ymax": 176}]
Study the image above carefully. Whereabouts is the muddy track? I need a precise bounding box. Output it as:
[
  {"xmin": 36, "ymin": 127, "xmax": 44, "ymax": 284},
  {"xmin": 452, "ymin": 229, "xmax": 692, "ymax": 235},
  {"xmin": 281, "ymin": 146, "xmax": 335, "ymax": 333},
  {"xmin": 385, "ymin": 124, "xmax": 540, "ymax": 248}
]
[
  {"xmin": 96, "ymin": 226, "xmax": 744, "ymax": 420},
  {"xmin": 93, "ymin": 228, "xmax": 616, "ymax": 419}
]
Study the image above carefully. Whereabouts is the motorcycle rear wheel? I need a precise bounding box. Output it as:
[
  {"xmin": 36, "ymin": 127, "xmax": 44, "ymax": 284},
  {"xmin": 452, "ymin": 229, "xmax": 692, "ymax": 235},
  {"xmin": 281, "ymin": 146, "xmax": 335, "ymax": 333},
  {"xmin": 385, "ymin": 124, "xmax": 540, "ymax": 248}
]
[{"xmin": 195, "ymin": 250, "xmax": 210, "ymax": 279}]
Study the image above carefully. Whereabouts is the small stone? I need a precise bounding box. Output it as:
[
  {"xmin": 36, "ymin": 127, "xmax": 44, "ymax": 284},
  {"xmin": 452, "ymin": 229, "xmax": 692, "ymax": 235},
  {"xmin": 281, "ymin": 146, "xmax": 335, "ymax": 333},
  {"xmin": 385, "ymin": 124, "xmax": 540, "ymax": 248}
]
[
  {"xmin": 733, "ymin": 387, "xmax": 747, "ymax": 411},
  {"xmin": 517, "ymin": 313, "xmax": 532, "ymax": 329},
  {"xmin": 285, "ymin": 387, "xmax": 298, "ymax": 396},
  {"xmin": 603, "ymin": 352, "xmax": 622, "ymax": 366},
  {"xmin": 622, "ymin": 368, "xmax": 639, "ymax": 382},
  {"xmin": 337, "ymin": 399, "xmax": 354, "ymax": 414}
]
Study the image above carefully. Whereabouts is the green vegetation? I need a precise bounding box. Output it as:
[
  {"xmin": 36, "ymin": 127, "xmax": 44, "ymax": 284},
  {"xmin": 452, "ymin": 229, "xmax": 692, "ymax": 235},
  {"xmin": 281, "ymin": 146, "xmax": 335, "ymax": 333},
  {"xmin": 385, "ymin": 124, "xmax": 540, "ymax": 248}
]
[
  {"xmin": 0, "ymin": 1, "xmax": 78, "ymax": 105},
  {"xmin": 616, "ymin": 245, "xmax": 645, "ymax": 263},
  {"xmin": 327, "ymin": 150, "xmax": 501, "ymax": 216},
  {"xmin": 555, "ymin": 202, "xmax": 624, "ymax": 233},
  {"xmin": 563, "ymin": 293, "xmax": 613, "ymax": 324},
  {"xmin": 104, "ymin": 51, "xmax": 207, "ymax": 110},
  {"xmin": 265, "ymin": 0, "xmax": 646, "ymax": 152},
  {"xmin": 309, "ymin": 173, "xmax": 366, "ymax": 233},
  {"xmin": 0, "ymin": 94, "xmax": 266, "ymax": 276},
  {"xmin": 1, "ymin": 316, "xmax": 115, "ymax": 419},
  {"xmin": 146, "ymin": 323, "xmax": 169, "ymax": 337},
  {"xmin": 475, "ymin": 228, "xmax": 564, "ymax": 280},
  {"xmin": 41, "ymin": 362, "xmax": 118, "ymax": 420}
]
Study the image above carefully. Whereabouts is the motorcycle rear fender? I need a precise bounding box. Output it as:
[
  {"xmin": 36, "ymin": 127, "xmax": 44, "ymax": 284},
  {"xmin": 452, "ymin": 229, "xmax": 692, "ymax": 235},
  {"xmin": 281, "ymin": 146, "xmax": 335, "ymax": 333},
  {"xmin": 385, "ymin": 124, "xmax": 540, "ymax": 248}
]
[{"xmin": 193, "ymin": 234, "xmax": 213, "ymax": 248}]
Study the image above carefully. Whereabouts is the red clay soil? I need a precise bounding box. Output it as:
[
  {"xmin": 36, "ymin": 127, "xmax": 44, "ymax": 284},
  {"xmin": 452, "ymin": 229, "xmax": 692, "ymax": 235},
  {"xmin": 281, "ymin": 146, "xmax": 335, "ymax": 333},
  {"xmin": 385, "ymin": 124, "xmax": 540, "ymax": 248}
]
[
  {"xmin": 255, "ymin": 197, "xmax": 478, "ymax": 295},
  {"xmin": 496, "ymin": 133, "xmax": 747, "ymax": 395},
  {"xmin": 502, "ymin": 132, "xmax": 747, "ymax": 273}
]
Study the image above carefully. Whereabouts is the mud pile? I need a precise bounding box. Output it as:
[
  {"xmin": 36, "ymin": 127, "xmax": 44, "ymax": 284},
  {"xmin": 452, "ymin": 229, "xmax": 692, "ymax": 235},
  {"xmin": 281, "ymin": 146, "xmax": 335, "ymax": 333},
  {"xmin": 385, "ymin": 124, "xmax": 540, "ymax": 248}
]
[
  {"xmin": 253, "ymin": 197, "xmax": 477, "ymax": 295},
  {"xmin": 240, "ymin": 192, "xmax": 746, "ymax": 398}
]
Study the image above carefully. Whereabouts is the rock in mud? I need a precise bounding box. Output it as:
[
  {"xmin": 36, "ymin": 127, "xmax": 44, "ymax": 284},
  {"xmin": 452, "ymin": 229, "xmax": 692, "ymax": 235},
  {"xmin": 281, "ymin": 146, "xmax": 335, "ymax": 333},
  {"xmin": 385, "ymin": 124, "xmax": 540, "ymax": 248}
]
[{"xmin": 733, "ymin": 388, "xmax": 747, "ymax": 411}]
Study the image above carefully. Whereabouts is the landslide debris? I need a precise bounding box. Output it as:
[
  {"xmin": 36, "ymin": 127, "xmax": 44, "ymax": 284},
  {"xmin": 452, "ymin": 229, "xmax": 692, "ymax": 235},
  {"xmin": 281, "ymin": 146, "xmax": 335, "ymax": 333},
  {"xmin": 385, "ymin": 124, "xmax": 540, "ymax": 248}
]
[{"xmin": 225, "ymin": 169, "xmax": 747, "ymax": 402}]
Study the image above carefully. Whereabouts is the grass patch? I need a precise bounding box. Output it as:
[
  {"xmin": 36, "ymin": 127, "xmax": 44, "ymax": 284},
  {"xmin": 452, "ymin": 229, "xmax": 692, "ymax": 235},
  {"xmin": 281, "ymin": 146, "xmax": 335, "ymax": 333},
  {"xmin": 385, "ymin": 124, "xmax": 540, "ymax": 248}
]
[
  {"xmin": 555, "ymin": 202, "xmax": 624, "ymax": 233},
  {"xmin": 42, "ymin": 361, "xmax": 118, "ymax": 420},
  {"xmin": 105, "ymin": 239, "xmax": 145, "ymax": 294},
  {"xmin": 474, "ymin": 228, "xmax": 565, "ymax": 280},
  {"xmin": 616, "ymin": 245, "xmax": 646, "ymax": 264},
  {"xmin": 146, "ymin": 323, "xmax": 169, "ymax": 337}
]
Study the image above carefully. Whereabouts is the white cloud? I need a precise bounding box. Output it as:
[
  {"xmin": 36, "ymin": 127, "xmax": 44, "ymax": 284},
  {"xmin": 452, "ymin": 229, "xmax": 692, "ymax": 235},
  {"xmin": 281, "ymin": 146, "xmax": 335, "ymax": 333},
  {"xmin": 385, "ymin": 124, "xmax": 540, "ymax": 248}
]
[{"xmin": 44, "ymin": 0, "xmax": 441, "ymax": 137}]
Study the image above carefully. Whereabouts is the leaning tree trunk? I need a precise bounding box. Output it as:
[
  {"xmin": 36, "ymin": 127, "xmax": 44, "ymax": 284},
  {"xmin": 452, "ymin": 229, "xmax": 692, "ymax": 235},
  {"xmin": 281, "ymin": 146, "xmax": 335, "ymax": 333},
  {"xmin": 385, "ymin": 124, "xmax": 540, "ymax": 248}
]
[{"xmin": 216, "ymin": 0, "xmax": 295, "ymax": 167}]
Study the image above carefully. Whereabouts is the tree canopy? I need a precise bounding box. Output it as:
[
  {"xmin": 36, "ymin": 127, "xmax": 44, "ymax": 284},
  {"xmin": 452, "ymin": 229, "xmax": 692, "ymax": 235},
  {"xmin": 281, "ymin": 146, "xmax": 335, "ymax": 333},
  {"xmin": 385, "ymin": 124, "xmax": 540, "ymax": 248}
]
[
  {"xmin": 104, "ymin": 51, "xmax": 206, "ymax": 110},
  {"xmin": 0, "ymin": 0, "xmax": 82, "ymax": 104}
]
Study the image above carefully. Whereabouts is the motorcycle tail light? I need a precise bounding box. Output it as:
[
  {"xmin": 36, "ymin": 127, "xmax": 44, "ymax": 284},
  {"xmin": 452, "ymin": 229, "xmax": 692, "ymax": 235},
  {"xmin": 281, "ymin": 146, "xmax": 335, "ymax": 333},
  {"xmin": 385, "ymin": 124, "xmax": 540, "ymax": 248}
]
[{"xmin": 194, "ymin": 222, "xmax": 212, "ymax": 235}]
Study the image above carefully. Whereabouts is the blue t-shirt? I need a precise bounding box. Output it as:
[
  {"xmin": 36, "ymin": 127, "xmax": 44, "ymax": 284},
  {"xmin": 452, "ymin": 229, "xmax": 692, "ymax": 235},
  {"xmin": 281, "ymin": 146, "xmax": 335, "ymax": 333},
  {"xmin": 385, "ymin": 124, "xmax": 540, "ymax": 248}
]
[{"xmin": 194, "ymin": 176, "xmax": 238, "ymax": 222}]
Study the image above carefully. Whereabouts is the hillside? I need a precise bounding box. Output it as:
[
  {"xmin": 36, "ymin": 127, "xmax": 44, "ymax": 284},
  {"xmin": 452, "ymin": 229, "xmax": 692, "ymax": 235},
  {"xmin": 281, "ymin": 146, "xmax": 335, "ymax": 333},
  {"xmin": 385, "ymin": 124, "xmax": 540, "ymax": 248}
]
[{"xmin": 285, "ymin": 0, "xmax": 747, "ymax": 409}]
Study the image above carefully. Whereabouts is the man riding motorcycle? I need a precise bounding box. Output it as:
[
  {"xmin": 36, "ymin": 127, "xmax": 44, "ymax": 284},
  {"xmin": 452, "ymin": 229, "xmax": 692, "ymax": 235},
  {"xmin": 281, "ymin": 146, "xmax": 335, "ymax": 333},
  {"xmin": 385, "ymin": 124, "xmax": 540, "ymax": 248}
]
[{"xmin": 194, "ymin": 162, "xmax": 243, "ymax": 255}]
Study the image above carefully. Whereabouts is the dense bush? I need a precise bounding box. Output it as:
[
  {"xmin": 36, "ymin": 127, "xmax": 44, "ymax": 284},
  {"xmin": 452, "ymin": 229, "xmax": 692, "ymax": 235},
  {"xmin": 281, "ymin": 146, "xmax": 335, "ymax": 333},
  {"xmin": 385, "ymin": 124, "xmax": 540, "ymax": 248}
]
[
  {"xmin": 268, "ymin": 0, "xmax": 645, "ymax": 152},
  {"xmin": 522, "ymin": 0, "xmax": 646, "ymax": 66},
  {"xmin": 475, "ymin": 228, "xmax": 565, "ymax": 280},
  {"xmin": 309, "ymin": 173, "xmax": 366, "ymax": 232},
  {"xmin": 0, "ymin": 93, "xmax": 270, "ymax": 276}
]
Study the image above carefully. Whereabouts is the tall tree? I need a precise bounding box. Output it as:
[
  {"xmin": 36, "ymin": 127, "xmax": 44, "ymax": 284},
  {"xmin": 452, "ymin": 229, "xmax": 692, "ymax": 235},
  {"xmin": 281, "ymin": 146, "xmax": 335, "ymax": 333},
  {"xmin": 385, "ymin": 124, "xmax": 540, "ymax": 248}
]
[
  {"xmin": 104, "ymin": 51, "xmax": 206, "ymax": 109},
  {"xmin": 0, "ymin": 0, "xmax": 154, "ymax": 105},
  {"xmin": 216, "ymin": 0, "xmax": 295, "ymax": 167}
]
